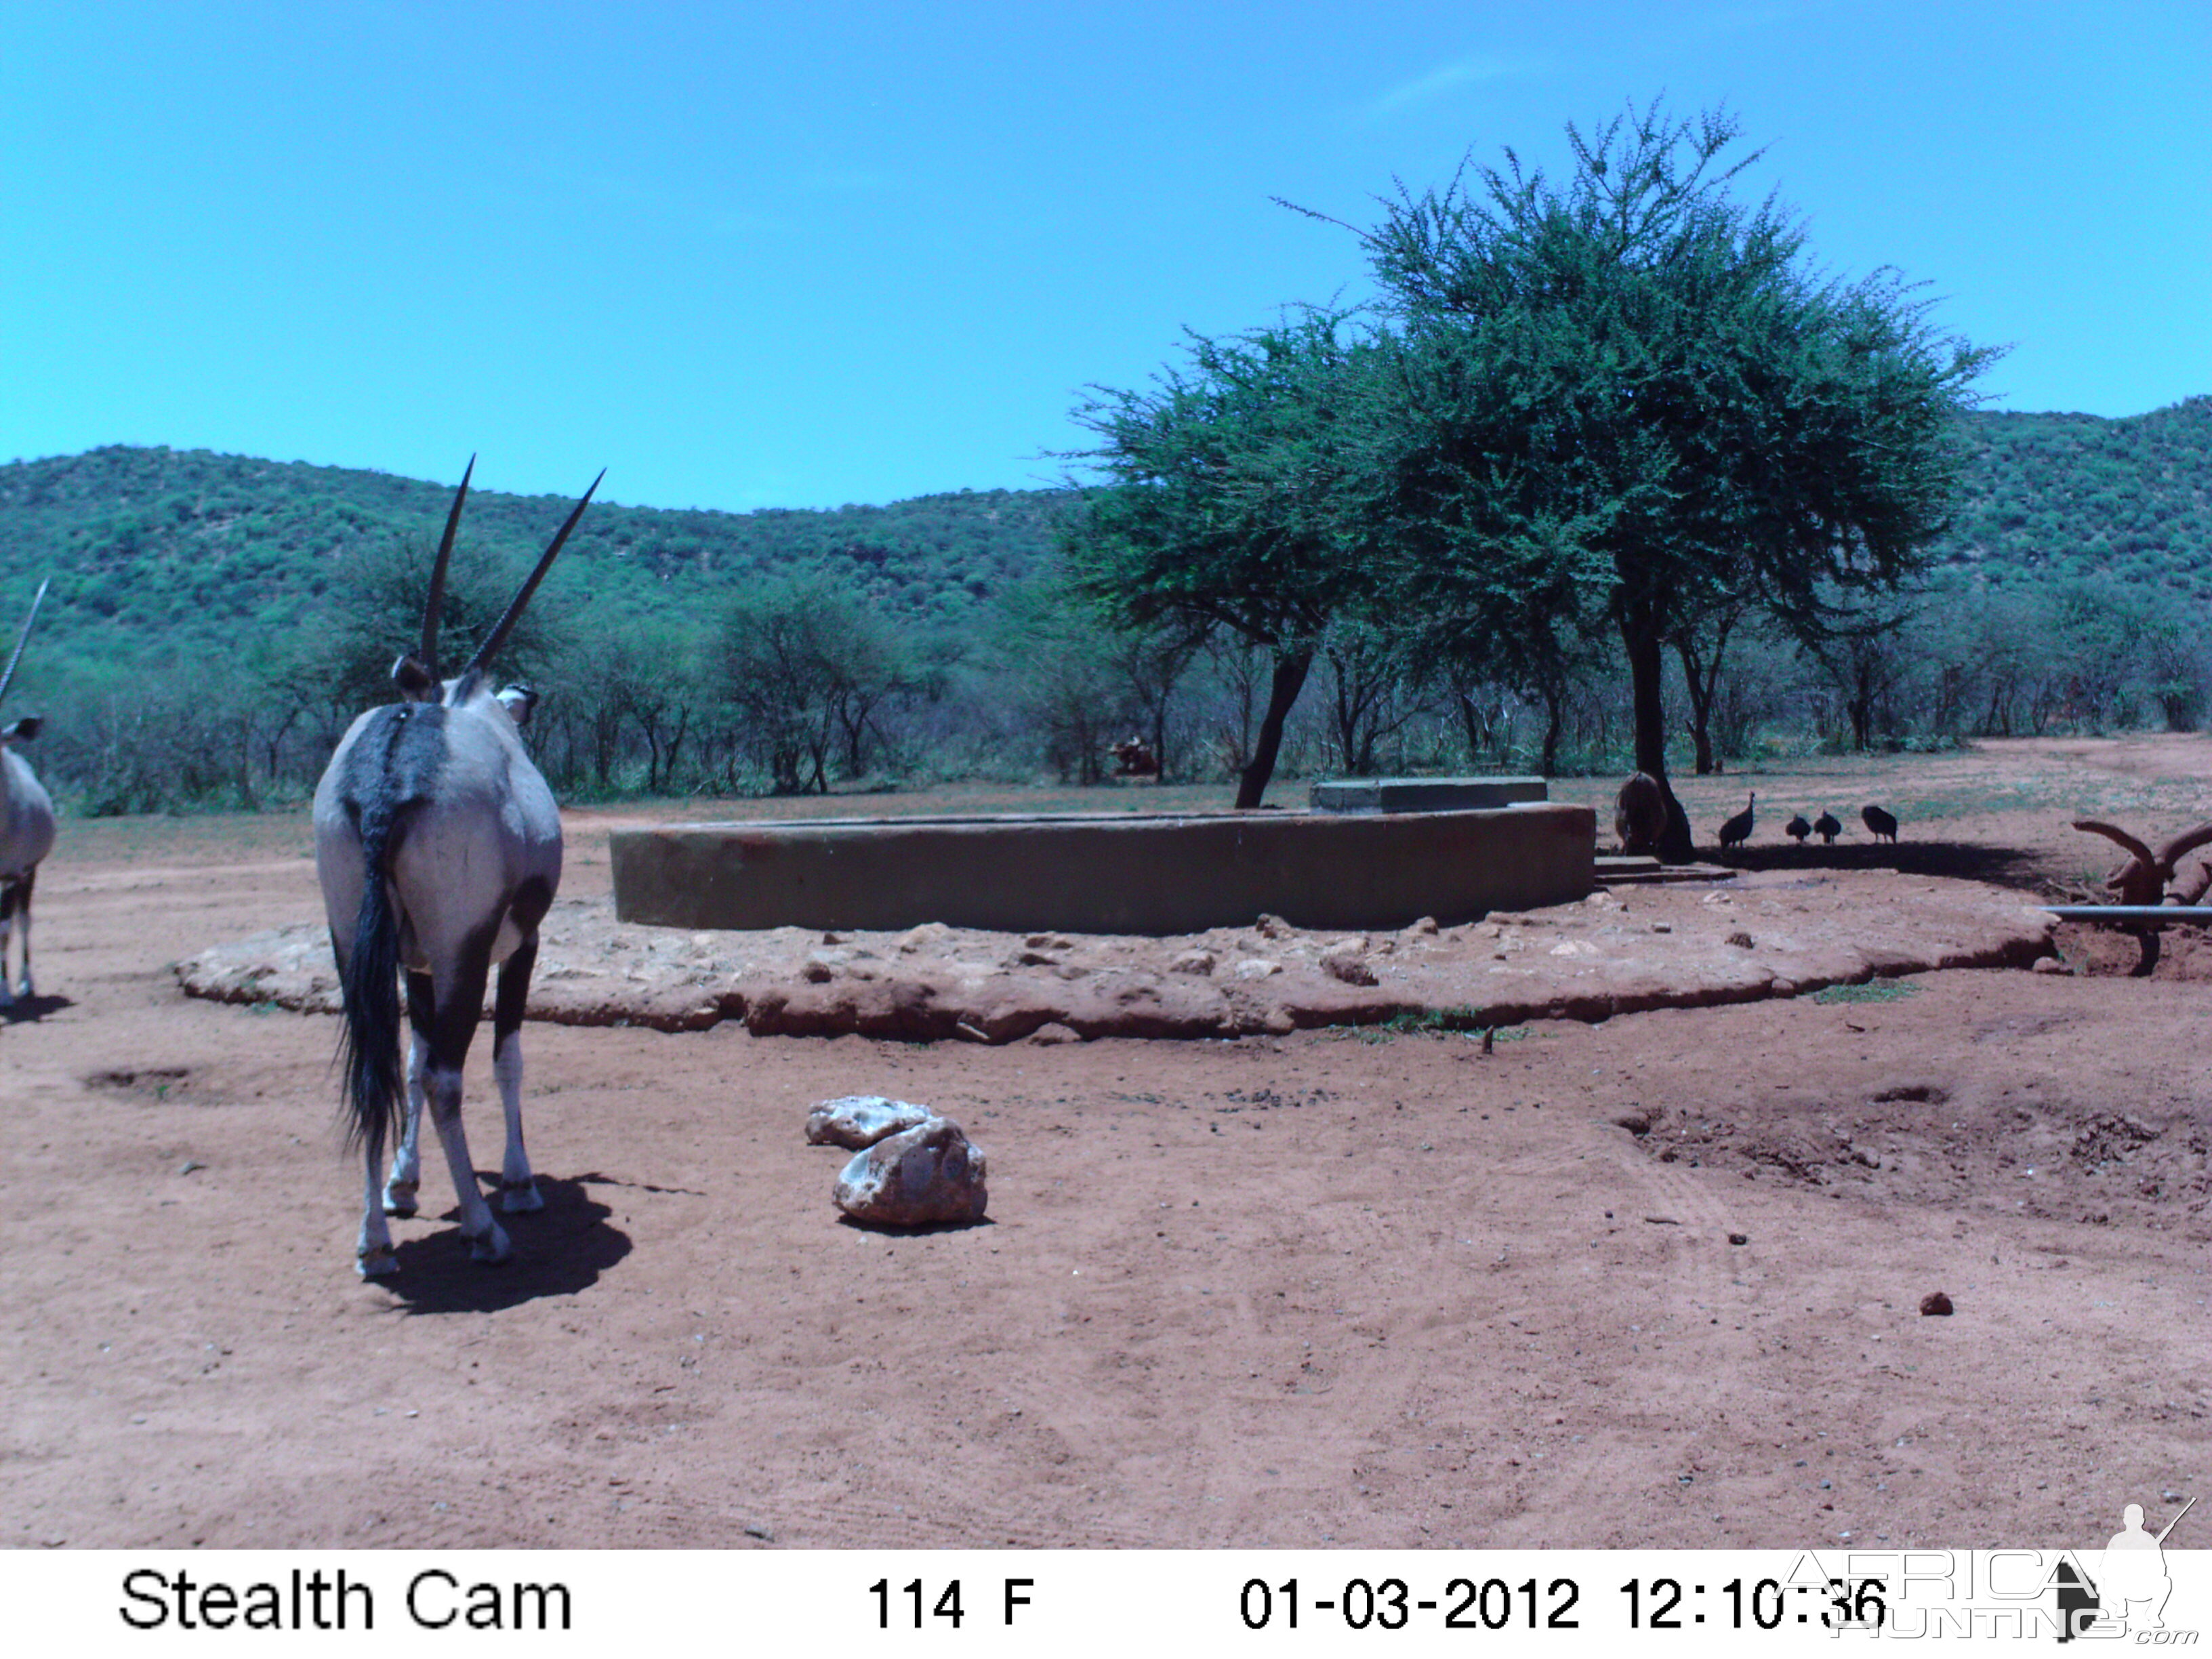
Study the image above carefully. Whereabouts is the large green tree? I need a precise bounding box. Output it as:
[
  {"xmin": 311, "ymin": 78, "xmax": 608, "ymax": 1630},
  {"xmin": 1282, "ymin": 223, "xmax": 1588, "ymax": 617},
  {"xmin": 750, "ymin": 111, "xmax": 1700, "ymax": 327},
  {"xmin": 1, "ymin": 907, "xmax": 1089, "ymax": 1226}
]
[
  {"xmin": 715, "ymin": 572, "xmax": 917, "ymax": 794},
  {"xmin": 321, "ymin": 531, "xmax": 574, "ymax": 714},
  {"xmin": 1063, "ymin": 310, "xmax": 1384, "ymax": 806},
  {"xmin": 1359, "ymin": 102, "xmax": 1997, "ymax": 857}
]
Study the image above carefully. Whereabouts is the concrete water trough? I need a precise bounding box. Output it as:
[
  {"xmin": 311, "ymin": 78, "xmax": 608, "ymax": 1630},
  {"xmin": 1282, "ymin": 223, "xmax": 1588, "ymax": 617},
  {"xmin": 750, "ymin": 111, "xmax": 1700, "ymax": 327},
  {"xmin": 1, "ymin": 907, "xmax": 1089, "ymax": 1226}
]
[
  {"xmin": 1309, "ymin": 775, "xmax": 1548, "ymax": 813},
  {"xmin": 609, "ymin": 800, "xmax": 1596, "ymax": 937}
]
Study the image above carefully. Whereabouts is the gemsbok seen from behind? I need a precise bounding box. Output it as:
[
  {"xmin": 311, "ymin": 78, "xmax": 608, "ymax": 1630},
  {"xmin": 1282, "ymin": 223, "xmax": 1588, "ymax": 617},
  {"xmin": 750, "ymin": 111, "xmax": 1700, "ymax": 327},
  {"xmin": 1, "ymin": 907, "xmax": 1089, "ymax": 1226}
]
[
  {"xmin": 313, "ymin": 461, "xmax": 600, "ymax": 1276},
  {"xmin": 0, "ymin": 579, "xmax": 55, "ymax": 1010}
]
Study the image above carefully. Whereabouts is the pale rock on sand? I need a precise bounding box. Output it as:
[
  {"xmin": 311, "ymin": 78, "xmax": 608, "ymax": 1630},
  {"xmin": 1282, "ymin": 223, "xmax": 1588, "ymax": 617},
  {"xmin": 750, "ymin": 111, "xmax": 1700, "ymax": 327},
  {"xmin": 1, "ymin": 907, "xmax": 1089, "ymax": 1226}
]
[
  {"xmin": 805, "ymin": 1095, "xmax": 937, "ymax": 1150},
  {"xmin": 834, "ymin": 1119, "xmax": 989, "ymax": 1227}
]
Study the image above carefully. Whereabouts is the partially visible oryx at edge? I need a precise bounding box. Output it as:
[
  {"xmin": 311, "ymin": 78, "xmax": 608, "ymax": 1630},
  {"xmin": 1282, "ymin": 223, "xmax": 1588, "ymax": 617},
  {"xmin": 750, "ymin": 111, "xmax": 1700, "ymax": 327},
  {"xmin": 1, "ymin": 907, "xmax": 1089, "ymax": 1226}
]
[
  {"xmin": 313, "ymin": 462, "xmax": 600, "ymax": 1277},
  {"xmin": 0, "ymin": 579, "xmax": 56, "ymax": 1010}
]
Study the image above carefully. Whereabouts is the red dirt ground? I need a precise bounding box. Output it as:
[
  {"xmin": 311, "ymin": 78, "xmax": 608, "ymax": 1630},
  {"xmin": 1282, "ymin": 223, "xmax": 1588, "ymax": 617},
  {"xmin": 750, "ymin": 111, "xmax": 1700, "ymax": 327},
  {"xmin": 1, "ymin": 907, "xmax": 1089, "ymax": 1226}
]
[{"xmin": 3, "ymin": 739, "xmax": 2208, "ymax": 1551}]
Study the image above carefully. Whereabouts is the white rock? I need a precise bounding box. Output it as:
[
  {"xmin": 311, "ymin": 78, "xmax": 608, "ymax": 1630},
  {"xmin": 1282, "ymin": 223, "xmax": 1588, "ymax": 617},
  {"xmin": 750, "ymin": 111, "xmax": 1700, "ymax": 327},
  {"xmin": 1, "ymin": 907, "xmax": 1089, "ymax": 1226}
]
[
  {"xmin": 806, "ymin": 1095, "xmax": 937, "ymax": 1149},
  {"xmin": 1233, "ymin": 958, "xmax": 1282, "ymax": 981},
  {"xmin": 834, "ymin": 1119, "xmax": 989, "ymax": 1227}
]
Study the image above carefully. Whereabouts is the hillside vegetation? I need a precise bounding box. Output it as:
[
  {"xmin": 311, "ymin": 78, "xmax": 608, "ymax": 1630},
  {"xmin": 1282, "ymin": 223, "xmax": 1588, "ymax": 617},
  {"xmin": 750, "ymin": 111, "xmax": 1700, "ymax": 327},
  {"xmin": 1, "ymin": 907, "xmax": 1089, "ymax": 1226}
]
[
  {"xmin": 0, "ymin": 445, "xmax": 1069, "ymax": 671},
  {"xmin": 0, "ymin": 397, "xmax": 2205, "ymax": 815},
  {"xmin": 1938, "ymin": 396, "xmax": 2212, "ymax": 596},
  {"xmin": 3, "ymin": 396, "xmax": 2208, "ymax": 669}
]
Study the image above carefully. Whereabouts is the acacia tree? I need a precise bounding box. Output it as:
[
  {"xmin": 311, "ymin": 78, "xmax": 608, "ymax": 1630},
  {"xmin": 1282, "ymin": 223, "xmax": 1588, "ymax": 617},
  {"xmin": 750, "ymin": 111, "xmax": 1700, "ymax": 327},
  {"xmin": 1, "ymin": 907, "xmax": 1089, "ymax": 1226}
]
[
  {"xmin": 1672, "ymin": 591, "xmax": 1750, "ymax": 775},
  {"xmin": 1357, "ymin": 101, "xmax": 1996, "ymax": 858},
  {"xmin": 610, "ymin": 622, "xmax": 708, "ymax": 792},
  {"xmin": 716, "ymin": 573, "xmax": 916, "ymax": 794},
  {"xmin": 1063, "ymin": 310, "xmax": 1384, "ymax": 806},
  {"xmin": 321, "ymin": 532, "xmax": 570, "ymax": 712},
  {"xmin": 1107, "ymin": 619, "xmax": 1205, "ymax": 781},
  {"xmin": 1805, "ymin": 587, "xmax": 1917, "ymax": 751},
  {"xmin": 993, "ymin": 578, "xmax": 1130, "ymax": 785},
  {"xmin": 1319, "ymin": 617, "xmax": 1423, "ymax": 776}
]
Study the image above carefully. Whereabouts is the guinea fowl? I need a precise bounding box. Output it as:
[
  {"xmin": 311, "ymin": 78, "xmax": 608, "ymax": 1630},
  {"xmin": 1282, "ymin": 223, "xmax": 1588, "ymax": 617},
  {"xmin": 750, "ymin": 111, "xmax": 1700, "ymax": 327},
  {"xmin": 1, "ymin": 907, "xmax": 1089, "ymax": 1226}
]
[
  {"xmin": 1862, "ymin": 803, "xmax": 1898, "ymax": 844},
  {"xmin": 1785, "ymin": 813, "xmax": 1811, "ymax": 844},
  {"xmin": 1718, "ymin": 792, "xmax": 1756, "ymax": 851},
  {"xmin": 1813, "ymin": 810, "xmax": 1842, "ymax": 845}
]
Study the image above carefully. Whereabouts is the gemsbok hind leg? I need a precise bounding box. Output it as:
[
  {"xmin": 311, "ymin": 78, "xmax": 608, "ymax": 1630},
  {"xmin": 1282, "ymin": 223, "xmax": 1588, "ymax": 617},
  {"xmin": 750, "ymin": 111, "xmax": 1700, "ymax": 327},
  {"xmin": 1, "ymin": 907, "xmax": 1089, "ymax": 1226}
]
[
  {"xmin": 357, "ymin": 1124, "xmax": 398, "ymax": 1277},
  {"xmin": 423, "ymin": 947, "xmax": 508, "ymax": 1264},
  {"xmin": 491, "ymin": 935, "xmax": 543, "ymax": 1213},
  {"xmin": 0, "ymin": 881, "xmax": 16, "ymax": 1008},
  {"xmin": 13, "ymin": 869, "xmax": 33, "ymax": 998},
  {"xmin": 380, "ymin": 971, "xmax": 434, "ymax": 1219}
]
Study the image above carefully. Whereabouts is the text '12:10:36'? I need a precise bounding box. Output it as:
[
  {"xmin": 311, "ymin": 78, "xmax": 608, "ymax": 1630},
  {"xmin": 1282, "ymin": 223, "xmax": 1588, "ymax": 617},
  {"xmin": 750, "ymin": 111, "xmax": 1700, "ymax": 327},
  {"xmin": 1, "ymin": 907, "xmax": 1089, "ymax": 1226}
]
[{"xmin": 1620, "ymin": 1578, "xmax": 1889, "ymax": 1629}]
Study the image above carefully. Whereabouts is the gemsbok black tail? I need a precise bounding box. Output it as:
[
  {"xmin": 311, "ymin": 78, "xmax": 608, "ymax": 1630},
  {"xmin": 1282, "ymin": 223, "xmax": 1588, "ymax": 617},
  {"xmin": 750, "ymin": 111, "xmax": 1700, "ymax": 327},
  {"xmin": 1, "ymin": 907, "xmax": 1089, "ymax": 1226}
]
[{"xmin": 335, "ymin": 708, "xmax": 424, "ymax": 1152}]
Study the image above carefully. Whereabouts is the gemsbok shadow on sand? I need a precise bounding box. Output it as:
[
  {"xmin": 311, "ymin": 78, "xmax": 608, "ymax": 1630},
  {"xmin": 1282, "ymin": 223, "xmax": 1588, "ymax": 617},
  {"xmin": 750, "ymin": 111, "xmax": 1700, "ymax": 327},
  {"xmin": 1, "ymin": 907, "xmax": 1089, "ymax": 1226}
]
[
  {"xmin": 3, "ymin": 991, "xmax": 74, "ymax": 1024},
  {"xmin": 378, "ymin": 1172, "xmax": 630, "ymax": 1314},
  {"xmin": 1716, "ymin": 840, "xmax": 2041, "ymax": 887}
]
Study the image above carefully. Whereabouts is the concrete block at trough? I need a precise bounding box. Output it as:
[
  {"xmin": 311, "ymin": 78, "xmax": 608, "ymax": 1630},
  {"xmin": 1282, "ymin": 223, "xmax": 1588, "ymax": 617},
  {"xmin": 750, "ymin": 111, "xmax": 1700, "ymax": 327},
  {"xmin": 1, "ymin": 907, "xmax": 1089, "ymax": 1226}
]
[
  {"xmin": 1309, "ymin": 776, "xmax": 1548, "ymax": 813},
  {"xmin": 609, "ymin": 804, "xmax": 1595, "ymax": 936}
]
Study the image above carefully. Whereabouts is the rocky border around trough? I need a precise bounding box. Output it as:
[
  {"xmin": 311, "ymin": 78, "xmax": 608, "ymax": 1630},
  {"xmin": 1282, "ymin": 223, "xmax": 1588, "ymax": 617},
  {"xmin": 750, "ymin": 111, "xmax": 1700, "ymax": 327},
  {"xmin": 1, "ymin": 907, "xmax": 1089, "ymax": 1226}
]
[{"xmin": 175, "ymin": 870, "xmax": 2055, "ymax": 1042}]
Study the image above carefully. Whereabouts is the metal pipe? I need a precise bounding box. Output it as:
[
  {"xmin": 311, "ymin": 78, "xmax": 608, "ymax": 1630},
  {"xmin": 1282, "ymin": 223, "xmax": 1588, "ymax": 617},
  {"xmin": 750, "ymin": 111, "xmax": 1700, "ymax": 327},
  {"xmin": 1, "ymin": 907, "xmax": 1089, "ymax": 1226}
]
[{"xmin": 2041, "ymin": 906, "xmax": 2212, "ymax": 924}]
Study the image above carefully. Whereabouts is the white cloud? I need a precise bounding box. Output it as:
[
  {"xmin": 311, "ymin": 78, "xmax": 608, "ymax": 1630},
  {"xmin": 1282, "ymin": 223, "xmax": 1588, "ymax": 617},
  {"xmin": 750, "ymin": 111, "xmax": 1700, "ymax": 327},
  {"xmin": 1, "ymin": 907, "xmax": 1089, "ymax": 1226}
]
[{"xmin": 1368, "ymin": 56, "xmax": 1536, "ymax": 119}]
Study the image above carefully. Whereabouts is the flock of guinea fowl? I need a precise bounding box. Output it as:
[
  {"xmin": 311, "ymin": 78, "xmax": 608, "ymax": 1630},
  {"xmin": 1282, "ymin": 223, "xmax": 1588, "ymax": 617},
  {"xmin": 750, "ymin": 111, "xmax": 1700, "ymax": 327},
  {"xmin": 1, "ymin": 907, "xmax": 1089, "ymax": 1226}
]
[
  {"xmin": 1612, "ymin": 771, "xmax": 1902, "ymax": 860},
  {"xmin": 1719, "ymin": 793, "xmax": 1900, "ymax": 851}
]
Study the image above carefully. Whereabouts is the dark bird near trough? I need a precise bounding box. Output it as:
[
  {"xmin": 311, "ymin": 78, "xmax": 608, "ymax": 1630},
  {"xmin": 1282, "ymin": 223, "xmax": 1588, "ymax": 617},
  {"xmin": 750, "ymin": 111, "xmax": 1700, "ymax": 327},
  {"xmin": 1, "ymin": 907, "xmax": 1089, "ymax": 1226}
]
[
  {"xmin": 1813, "ymin": 810, "xmax": 1842, "ymax": 845},
  {"xmin": 1785, "ymin": 813, "xmax": 1810, "ymax": 844},
  {"xmin": 1862, "ymin": 804, "xmax": 1898, "ymax": 843},
  {"xmin": 1718, "ymin": 792, "xmax": 1756, "ymax": 851}
]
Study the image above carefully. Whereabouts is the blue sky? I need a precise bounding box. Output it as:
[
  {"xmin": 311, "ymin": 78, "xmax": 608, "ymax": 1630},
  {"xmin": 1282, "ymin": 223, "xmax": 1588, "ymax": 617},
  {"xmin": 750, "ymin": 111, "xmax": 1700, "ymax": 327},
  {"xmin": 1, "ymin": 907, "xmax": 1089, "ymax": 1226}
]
[{"xmin": 5, "ymin": 2, "xmax": 2205, "ymax": 512}]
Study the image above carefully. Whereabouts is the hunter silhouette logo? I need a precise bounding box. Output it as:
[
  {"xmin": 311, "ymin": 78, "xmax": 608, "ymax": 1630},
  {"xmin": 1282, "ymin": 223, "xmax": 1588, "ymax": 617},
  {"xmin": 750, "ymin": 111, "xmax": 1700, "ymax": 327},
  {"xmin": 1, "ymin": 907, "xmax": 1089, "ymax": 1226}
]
[{"xmin": 2062, "ymin": 1495, "xmax": 2196, "ymax": 1640}]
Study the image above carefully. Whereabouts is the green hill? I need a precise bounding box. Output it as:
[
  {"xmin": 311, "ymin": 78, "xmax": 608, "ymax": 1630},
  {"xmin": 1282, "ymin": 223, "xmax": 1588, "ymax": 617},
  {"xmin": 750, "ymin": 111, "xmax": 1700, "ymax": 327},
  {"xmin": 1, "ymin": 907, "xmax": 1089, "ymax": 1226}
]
[
  {"xmin": 0, "ymin": 445, "xmax": 1074, "ymax": 670},
  {"xmin": 1938, "ymin": 395, "xmax": 2212, "ymax": 597},
  {"xmin": 2, "ymin": 395, "xmax": 2207, "ymax": 670}
]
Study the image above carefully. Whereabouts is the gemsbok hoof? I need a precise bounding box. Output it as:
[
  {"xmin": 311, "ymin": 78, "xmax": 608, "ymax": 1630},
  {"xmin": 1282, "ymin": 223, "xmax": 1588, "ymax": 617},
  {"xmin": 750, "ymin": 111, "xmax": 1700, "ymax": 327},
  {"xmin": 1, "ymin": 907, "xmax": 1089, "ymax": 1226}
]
[
  {"xmin": 382, "ymin": 1181, "xmax": 419, "ymax": 1218},
  {"xmin": 357, "ymin": 1243, "xmax": 399, "ymax": 1279},
  {"xmin": 469, "ymin": 1224, "xmax": 512, "ymax": 1265},
  {"xmin": 499, "ymin": 1179, "xmax": 541, "ymax": 1214}
]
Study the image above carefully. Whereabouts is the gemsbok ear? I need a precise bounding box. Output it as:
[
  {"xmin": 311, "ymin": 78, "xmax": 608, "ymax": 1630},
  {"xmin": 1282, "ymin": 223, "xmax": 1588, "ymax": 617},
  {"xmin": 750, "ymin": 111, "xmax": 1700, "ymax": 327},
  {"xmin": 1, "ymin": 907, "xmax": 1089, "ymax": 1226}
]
[
  {"xmin": 1, "ymin": 715, "xmax": 39, "ymax": 742},
  {"xmin": 391, "ymin": 655, "xmax": 437, "ymax": 699},
  {"xmin": 495, "ymin": 686, "xmax": 539, "ymax": 728}
]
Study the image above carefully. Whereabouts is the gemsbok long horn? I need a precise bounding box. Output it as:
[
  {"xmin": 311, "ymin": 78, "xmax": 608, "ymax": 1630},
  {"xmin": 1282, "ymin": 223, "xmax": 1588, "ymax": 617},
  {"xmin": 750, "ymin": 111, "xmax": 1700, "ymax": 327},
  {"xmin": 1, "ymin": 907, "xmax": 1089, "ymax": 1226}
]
[
  {"xmin": 0, "ymin": 577, "xmax": 50, "ymax": 708},
  {"xmin": 456, "ymin": 470, "xmax": 605, "ymax": 687},
  {"xmin": 420, "ymin": 455, "xmax": 475, "ymax": 682}
]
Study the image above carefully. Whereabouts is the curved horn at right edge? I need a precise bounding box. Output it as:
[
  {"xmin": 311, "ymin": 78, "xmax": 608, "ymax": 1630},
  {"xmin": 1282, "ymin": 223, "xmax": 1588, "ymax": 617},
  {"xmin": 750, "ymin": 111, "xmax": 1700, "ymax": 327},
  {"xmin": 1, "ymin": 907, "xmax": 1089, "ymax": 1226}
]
[
  {"xmin": 421, "ymin": 455, "xmax": 474, "ymax": 680},
  {"xmin": 2072, "ymin": 819, "xmax": 2156, "ymax": 869},
  {"xmin": 0, "ymin": 577, "xmax": 50, "ymax": 708}
]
